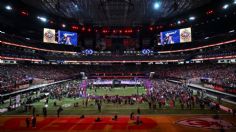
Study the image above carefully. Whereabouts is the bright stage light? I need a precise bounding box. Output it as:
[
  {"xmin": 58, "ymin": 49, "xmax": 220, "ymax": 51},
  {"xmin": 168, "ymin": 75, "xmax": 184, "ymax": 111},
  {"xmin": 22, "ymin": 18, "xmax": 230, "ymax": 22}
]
[
  {"xmin": 37, "ymin": 16, "xmax": 47, "ymax": 22},
  {"xmin": 62, "ymin": 24, "xmax": 66, "ymax": 28},
  {"xmin": 153, "ymin": 2, "xmax": 161, "ymax": 10},
  {"xmin": 223, "ymin": 4, "xmax": 229, "ymax": 9},
  {"xmin": 205, "ymin": 37, "xmax": 209, "ymax": 40},
  {"xmin": 189, "ymin": 16, "xmax": 196, "ymax": 21},
  {"xmin": 5, "ymin": 5, "xmax": 12, "ymax": 10},
  {"xmin": 229, "ymin": 30, "xmax": 235, "ymax": 33},
  {"xmin": 0, "ymin": 30, "xmax": 5, "ymax": 34}
]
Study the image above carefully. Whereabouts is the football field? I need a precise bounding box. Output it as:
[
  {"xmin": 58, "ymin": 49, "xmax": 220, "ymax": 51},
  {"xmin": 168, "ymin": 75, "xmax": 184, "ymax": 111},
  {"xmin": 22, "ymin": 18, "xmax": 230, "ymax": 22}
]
[
  {"xmin": 1, "ymin": 86, "xmax": 229, "ymax": 116},
  {"xmin": 86, "ymin": 86, "xmax": 146, "ymax": 96},
  {"xmin": 1, "ymin": 87, "xmax": 235, "ymax": 132}
]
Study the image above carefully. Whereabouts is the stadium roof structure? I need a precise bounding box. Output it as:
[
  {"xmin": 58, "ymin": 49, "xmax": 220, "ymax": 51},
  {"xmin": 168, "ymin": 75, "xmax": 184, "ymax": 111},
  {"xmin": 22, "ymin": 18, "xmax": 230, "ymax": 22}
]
[
  {"xmin": 21, "ymin": 0, "xmax": 212, "ymax": 26},
  {"xmin": 0, "ymin": 0, "xmax": 235, "ymax": 52}
]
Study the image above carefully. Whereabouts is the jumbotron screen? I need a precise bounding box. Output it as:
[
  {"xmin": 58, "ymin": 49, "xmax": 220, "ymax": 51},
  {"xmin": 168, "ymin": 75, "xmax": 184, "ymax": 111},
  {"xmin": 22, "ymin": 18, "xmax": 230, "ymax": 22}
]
[
  {"xmin": 43, "ymin": 28, "xmax": 57, "ymax": 44},
  {"xmin": 43, "ymin": 28, "xmax": 78, "ymax": 46},
  {"xmin": 160, "ymin": 27, "xmax": 192, "ymax": 45},
  {"xmin": 58, "ymin": 30, "xmax": 78, "ymax": 46}
]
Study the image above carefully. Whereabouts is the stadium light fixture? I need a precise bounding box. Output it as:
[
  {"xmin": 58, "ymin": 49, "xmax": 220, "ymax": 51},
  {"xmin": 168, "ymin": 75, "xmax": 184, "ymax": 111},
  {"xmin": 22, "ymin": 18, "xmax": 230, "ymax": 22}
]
[
  {"xmin": 204, "ymin": 37, "xmax": 209, "ymax": 40},
  {"xmin": 229, "ymin": 30, "xmax": 235, "ymax": 33},
  {"xmin": 73, "ymin": 3, "xmax": 79, "ymax": 9},
  {"xmin": 234, "ymin": 0, "xmax": 236, "ymax": 4},
  {"xmin": 5, "ymin": 5, "xmax": 12, "ymax": 10},
  {"xmin": 62, "ymin": 24, "xmax": 66, "ymax": 28},
  {"xmin": 0, "ymin": 30, "xmax": 5, "ymax": 34},
  {"xmin": 189, "ymin": 16, "xmax": 196, "ymax": 21},
  {"xmin": 153, "ymin": 2, "xmax": 161, "ymax": 10},
  {"xmin": 37, "ymin": 16, "xmax": 47, "ymax": 23},
  {"xmin": 223, "ymin": 4, "xmax": 229, "ymax": 9}
]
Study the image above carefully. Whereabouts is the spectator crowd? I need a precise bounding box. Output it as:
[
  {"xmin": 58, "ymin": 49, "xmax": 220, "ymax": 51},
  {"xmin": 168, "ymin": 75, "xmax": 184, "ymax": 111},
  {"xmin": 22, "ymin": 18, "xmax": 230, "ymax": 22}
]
[{"xmin": 0, "ymin": 63, "xmax": 235, "ymax": 94}]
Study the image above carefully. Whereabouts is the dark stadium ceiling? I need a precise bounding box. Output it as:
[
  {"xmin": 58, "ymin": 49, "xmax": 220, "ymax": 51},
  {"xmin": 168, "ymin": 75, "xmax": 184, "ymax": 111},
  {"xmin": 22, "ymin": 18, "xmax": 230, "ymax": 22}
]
[{"xmin": 21, "ymin": 0, "xmax": 212, "ymax": 26}]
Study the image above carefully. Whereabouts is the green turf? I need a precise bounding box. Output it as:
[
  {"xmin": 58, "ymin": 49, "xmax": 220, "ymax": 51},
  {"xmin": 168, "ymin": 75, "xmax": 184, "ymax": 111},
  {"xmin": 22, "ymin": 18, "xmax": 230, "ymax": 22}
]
[
  {"xmin": 0, "ymin": 100, "xmax": 10, "ymax": 109},
  {"xmin": 2, "ymin": 98, "xmax": 227, "ymax": 115},
  {"xmin": 0, "ymin": 87, "xmax": 230, "ymax": 116},
  {"xmin": 87, "ymin": 87, "xmax": 146, "ymax": 96}
]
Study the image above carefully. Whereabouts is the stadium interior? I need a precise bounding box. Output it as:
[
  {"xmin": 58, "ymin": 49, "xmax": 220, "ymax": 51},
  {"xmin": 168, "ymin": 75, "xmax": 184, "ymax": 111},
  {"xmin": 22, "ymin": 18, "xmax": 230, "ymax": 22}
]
[{"xmin": 0, "ymin": 0, "xmax": 236, "ymax": 132}]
